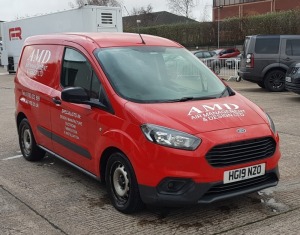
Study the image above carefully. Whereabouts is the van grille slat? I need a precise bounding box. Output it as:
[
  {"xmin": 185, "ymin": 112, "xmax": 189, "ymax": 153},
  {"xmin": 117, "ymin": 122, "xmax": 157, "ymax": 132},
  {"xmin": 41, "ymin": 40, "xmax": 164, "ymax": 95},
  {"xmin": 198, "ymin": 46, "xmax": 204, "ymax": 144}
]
[
  {"xmin": 203, "ymin": 173, "xmax": 277, "ymax": 197},
  {"xmin": 206, "ymin": 137, "xmax": 276, "ymax": 167}
]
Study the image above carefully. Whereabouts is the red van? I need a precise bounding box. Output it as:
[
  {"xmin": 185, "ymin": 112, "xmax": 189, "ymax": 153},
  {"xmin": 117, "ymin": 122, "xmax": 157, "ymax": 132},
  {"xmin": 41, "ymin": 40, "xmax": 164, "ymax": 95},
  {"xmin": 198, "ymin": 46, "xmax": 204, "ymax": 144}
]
[{"xmin": 15, "ymin": 33, "xmax": 280, "ymax": 214}]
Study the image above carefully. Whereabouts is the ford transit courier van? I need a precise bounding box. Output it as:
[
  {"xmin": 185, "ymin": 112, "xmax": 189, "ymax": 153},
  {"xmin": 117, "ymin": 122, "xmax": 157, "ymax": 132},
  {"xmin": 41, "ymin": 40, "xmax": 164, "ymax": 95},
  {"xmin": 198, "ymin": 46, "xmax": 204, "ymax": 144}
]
[
  {"xmin": 15, "ymin": 33, "xmax": 280, "ymax": 214},
  {"xmin": 239, "ymin": 35, "xmax": 300, "ymax": 92}
]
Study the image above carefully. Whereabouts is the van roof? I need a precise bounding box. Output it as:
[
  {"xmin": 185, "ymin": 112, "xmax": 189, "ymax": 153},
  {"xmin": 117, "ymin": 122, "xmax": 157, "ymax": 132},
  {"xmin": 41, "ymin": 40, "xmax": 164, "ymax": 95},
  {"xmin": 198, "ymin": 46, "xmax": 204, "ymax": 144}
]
[{"xmin": 24, "ymin": 32, "xmax": 182, "ymax": 48}]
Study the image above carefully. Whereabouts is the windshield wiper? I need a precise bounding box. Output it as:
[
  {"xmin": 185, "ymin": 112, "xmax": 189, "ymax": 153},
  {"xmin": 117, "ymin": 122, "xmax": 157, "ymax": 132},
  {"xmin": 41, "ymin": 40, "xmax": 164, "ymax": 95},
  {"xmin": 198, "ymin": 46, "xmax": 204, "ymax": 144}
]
[
  {"xmin": 177, "ymin": 96, "xmax": 195, "ymax": 102},
  {"xmin": 219, "ymin": 86, "xmax": 235, "ymax": 98},
  {"xmin": 165, "ymin": 96, "xmax": 216, "ymax": 103}
]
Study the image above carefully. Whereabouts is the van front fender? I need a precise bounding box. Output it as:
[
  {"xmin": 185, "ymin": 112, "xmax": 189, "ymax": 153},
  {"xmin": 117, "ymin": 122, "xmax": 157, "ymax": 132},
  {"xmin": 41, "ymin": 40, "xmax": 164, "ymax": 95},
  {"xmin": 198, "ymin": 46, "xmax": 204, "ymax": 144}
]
[{"xmin": 95, "ymin": 127, "xmax": 148, "ymax": 181}]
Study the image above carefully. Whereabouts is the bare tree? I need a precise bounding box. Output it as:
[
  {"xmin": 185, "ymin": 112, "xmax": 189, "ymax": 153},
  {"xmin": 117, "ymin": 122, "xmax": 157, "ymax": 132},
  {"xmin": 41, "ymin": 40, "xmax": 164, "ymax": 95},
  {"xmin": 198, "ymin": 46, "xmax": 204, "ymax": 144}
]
[
  {"xmin": 167, "ymin": 0, "xmax": 196, "ymax": 18},
  {"xmin": 75, "ymin": 0, "xmax": 122, "ymax": 7},
  {"xmin": 131, "ymin": 4, "xmax": 153, "ymax": 16}
]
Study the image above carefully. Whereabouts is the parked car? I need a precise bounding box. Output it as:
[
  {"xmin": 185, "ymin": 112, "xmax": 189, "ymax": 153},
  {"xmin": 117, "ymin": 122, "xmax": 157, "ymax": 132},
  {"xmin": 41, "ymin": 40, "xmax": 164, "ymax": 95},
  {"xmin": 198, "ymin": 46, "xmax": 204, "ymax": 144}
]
[
  {"xmin": 226, "ymin": 54, "xmax": 241, "ymax": 69},
  {"xmin": 194, "ymin": 50, "xmax": 221, "ymax": 74},
  {"xmin": 15, "ymin": 33, "xmax": 280, "ymax": 214},
  {"xmin": 215, "ymin": 48, "xmax": 240, "ymax": 59},
  {"xmin": 285, "ymin": 62, "xmax": 300, "ymax": 94},
  {"xmin": 239, "ymin": 35, "xmax": 300, "ymax": 92}
]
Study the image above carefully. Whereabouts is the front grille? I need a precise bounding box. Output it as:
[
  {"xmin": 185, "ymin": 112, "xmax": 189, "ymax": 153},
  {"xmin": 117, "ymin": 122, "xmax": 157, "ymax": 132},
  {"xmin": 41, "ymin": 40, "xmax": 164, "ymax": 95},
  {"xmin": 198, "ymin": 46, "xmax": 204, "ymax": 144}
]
[
  {"xmin": 203, "ymin": 173, "xmax": 278, "ymax": 197},
  {"xmin": 206, "ymin": 137, "xmax": 276, "ymax": 167},
  {"xmin": 287, "ymin": 67, "xmax": 299, "ymax": 75}
]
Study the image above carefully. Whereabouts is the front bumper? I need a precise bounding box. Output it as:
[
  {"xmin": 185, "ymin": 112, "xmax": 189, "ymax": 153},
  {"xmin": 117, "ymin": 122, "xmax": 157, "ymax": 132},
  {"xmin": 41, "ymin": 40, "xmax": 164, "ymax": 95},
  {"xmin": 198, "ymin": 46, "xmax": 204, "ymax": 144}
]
[
  {"xmin": 139, "ymin": 167, "xmax": 279, "ymax": 206},
  {"xmin": 285, "ymin": 76, "xmax": 300, "ymax": 94}
]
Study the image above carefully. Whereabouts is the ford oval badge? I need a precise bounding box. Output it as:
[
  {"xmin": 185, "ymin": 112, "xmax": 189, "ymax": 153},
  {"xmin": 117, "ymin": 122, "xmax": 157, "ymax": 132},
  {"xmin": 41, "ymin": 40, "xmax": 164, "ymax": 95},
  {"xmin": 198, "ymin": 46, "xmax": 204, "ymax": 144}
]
[{"xmin": 237, "ymin": 128, "xmax": 246, "ymax": 133}]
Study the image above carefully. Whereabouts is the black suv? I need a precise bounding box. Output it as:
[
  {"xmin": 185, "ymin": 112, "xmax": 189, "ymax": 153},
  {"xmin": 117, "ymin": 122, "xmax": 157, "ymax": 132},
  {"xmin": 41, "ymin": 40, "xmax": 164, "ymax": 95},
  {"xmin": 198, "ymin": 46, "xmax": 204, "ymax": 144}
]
[
  {"xmin": 239, "ymin": 35, "xmax": 300, "ymax": 92},
  {"xmin": 285, "ymin": 62, "xmax": 300, "ymax": 94}
]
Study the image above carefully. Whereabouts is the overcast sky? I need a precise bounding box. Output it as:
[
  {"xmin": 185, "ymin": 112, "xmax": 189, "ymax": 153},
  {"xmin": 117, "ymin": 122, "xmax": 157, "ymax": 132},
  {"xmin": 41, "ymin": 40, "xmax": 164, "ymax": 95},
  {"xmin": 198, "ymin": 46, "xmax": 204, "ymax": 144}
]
[{"xmin": 0, "ymin": 0, "xmax": 212, "ymax": 22}]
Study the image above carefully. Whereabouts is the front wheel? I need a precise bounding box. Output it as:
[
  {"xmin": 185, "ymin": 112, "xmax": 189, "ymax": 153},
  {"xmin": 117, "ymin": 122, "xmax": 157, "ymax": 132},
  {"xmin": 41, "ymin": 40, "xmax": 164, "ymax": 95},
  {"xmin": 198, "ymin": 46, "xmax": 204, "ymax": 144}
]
[
  {"xmin": 105, "ymin": 152, "xmax": 144, "ymax": 214},
  {"xmin": 18, "ymin": 119, "xmax": 45, "ymax": 161},
  {"xmin": 264, "ymin": 70, "xmax": 286, "ymax": 92}
]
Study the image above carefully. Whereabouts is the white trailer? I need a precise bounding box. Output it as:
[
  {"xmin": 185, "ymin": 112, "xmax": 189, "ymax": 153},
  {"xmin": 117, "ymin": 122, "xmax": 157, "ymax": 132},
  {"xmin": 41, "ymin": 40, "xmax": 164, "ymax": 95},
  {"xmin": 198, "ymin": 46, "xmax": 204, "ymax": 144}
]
[{"xmin": 0, "ymin": 5, "xmax": 123, "ymax": 72}]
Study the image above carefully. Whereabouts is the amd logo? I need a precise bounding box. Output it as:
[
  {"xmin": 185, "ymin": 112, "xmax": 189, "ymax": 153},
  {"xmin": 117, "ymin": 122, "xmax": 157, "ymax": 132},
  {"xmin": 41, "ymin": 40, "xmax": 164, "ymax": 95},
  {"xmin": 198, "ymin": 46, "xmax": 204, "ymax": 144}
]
[
  {"xmin": 188, "ymin": 103, "xmax": 239, "ymax": 115},
  {"xmin": 9, "ymin": 27, "xmax": 22, "ymax": 41}
]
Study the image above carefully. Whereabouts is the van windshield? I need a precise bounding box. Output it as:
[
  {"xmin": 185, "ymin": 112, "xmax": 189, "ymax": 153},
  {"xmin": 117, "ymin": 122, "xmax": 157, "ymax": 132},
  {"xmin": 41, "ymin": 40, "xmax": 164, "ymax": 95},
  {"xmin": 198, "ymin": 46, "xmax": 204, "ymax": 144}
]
[{"xmin": 95, "ymin": 47, "xmax": 226, "ymax": 103}]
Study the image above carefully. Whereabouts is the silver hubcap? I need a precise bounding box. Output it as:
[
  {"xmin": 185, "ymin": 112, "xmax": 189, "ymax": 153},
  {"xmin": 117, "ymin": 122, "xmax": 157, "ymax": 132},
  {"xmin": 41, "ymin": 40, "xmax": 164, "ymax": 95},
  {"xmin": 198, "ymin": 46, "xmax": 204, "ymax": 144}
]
[
  {"xmin": 23, "ymin": 129, "xmax": 32, "ymax": 155},
  {"xmin": 113, "ymin": 164, "xmax": 129, "ymax": 197}
]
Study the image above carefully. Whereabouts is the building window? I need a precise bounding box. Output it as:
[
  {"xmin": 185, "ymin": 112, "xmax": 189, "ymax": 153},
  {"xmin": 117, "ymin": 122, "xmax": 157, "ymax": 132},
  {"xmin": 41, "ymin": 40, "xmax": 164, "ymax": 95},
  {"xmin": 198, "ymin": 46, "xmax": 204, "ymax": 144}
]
[{"xmin": 213, "ymin": 0, "xmax": 267, "ymax": 7}]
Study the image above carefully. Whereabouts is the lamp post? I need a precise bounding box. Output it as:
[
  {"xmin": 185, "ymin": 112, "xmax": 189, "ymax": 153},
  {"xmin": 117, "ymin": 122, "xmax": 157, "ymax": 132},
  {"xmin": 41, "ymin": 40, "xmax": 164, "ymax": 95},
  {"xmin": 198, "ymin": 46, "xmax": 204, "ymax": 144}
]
[{"xmin": 217, "ymin": 5, "xmax": 223, "ymax": 49}]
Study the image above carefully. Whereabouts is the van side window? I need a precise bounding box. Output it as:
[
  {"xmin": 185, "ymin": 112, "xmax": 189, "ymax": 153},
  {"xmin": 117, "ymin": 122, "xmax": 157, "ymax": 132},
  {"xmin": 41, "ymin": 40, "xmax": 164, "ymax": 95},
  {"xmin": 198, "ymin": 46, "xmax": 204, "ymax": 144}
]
[
  {"xmin": 61, "ymin": 48, "xmax": 104, "ymax": 102},
  {"xmin": 255, "ymin": 38, "xmax": 280, "ymax": 54},
  {"xmin": 286, "ymin": 39, "xmax": 300, "ymax": 56}
]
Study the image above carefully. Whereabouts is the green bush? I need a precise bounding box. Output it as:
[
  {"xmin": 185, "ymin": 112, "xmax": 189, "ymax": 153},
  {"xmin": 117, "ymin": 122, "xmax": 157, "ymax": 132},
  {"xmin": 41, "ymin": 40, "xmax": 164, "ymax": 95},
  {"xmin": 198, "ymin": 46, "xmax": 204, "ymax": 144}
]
[{"xmin": 125, "ymin": 10, "xmax": 300, "ymax": 48}]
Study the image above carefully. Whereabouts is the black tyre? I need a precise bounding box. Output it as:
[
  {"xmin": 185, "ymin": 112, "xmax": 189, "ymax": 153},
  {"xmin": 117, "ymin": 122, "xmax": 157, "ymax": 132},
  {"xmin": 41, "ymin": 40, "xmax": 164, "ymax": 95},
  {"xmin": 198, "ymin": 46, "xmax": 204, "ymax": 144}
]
[
  {"xmin": 257, "ymin": 82, "xmax": 266, "ymax": 88},
  {"xmin": 18, "ymin": 119, "xmax": 45, "ymax": 161},
  {"xmin": 264, "ymin": 70, "xmax": 286, "ymax": 92},
  {"xmin": 105, "ymin": 152, "xmax": 144, "ymax": 214}
]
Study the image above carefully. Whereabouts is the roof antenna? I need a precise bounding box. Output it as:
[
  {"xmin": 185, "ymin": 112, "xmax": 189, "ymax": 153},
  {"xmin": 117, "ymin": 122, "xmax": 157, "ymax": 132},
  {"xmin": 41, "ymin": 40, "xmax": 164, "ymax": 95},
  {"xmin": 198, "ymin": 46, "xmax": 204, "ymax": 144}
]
[{"xmin": 137, "ymin": 20, "xmax": 146, "ymax": 44}]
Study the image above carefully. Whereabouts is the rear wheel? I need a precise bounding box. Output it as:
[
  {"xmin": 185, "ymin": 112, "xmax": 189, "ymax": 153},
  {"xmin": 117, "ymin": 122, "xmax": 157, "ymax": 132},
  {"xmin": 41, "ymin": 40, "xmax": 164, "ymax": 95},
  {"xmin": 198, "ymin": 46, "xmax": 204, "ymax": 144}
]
[
  {"xmin": 264, "ymin": 70, "xmax": 286, "ymax": 92},
  {"xmin": 18, "ymin": 119, "xmax": 45, "ymax": 161},
  {"xmin": 105, "ymin": 152, "xmax": 144, "ymax": 214}
]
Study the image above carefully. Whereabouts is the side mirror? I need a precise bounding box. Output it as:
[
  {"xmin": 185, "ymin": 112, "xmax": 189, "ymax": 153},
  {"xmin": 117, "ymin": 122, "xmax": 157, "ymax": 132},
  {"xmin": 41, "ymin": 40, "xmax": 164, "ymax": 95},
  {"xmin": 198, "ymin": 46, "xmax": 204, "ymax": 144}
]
[{"xmin": 61, "ymin": 87, "xmax": 89, "ymax": 104}]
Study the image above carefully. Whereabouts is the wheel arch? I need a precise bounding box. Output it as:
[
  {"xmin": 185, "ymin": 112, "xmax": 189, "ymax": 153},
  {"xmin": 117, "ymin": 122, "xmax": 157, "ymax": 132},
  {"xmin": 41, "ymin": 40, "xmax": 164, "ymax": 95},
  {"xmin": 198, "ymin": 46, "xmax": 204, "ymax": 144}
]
[
  {"xmin": 99, "ymin": 147, "xmax": 128, "ymax": 183},
  {"xmin": 262, "ymin": 66, "xmax": 287, "ymax": 81},
  {"xmin": 16, "ymin": 112, "xmax": 27, "ymax": 130}
]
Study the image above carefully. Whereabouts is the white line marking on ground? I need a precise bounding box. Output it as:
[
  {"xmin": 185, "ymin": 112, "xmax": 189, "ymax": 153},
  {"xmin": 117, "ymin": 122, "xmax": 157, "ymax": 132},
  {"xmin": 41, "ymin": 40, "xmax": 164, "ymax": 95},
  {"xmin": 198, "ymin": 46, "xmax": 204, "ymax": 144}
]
[{"xmin": 2, "ymin": 155, "xmax": 23, "ymax": 160}]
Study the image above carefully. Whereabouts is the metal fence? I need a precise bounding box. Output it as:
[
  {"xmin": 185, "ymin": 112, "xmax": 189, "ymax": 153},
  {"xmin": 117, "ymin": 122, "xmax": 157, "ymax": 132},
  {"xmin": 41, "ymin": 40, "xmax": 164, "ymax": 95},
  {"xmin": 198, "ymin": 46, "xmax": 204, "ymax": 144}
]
[{"xmin": 202, "ymin": 58, "xmax": 240, "ymax": 81}]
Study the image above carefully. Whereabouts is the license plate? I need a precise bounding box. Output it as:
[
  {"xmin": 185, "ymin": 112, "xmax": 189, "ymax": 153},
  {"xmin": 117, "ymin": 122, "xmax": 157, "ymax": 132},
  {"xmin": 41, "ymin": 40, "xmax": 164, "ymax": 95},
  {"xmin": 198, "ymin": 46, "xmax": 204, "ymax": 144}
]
[
  {"xmin": 286, "ymin": 77, "xmax": 292, "ymax": 82},
  {"xmin": 223, "ymin": 163, "xmax": 266, "ymax": 184}
]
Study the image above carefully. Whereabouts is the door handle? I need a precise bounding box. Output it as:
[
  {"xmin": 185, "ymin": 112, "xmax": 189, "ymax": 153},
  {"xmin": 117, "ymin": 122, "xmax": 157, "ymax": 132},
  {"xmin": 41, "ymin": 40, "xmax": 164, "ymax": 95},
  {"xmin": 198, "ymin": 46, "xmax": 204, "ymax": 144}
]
[
  {"xmin": 52, "ymin": 97, "xmax": 61, "ymax": 105},
  {"xmin": 283, "ymin": 57, "xmax": 291, "ymax": 61}
]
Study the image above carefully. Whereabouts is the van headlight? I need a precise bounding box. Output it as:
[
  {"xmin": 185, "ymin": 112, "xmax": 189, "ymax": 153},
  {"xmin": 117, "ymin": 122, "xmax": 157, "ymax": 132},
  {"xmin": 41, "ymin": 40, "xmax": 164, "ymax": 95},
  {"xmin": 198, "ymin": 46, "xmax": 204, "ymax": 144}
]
[
  {"xmin": 141, "ymin": 124, "xmax": 201, "ymax": 150},
  {"xmin": 266, "ymin": 113, "xmax": 276, "ymax": 134}
]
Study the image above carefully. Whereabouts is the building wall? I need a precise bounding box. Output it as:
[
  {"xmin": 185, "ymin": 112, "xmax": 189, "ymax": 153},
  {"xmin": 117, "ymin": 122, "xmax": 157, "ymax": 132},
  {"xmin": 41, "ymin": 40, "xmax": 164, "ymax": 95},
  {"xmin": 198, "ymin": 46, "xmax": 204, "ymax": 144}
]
[
  {"xmin": 0, "ymin": 22, "xmax": 3, "ymax": 41},
  {"xmin": 213, "ymin": 0, "xmax": 300, "ymax": 21}
]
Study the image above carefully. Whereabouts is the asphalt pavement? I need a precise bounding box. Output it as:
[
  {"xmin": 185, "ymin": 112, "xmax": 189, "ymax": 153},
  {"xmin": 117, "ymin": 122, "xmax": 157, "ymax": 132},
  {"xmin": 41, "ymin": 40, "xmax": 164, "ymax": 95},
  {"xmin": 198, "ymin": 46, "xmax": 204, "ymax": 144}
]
[{"xmin": 1, "ymin": 66, "xmax": 300, "ymax": 235}]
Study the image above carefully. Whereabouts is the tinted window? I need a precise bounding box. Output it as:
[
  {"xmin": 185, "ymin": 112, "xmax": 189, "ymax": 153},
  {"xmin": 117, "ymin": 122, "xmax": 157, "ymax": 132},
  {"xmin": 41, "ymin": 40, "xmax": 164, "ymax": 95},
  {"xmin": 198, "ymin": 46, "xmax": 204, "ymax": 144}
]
[
  {"xmin": 255, "ymin": 38, "xmax": 280, "ymax": 54},
  {"xmin": 203, "ymin": 52, "xmax": 211, "ymax": 58},
  {"xmin": 195, "ymin": 52, "xmax": 203, "ymax": 58},
  {"xmin": 61, "ymin": 48, "xmax": 105, "ymax": 102},
  {"xmin": 286, "ymin": 39, "xmax": 300, "ymax": 56},
  {"xmin": 242, "ymin": 37, "xmax": 250, "ymax": 55}
]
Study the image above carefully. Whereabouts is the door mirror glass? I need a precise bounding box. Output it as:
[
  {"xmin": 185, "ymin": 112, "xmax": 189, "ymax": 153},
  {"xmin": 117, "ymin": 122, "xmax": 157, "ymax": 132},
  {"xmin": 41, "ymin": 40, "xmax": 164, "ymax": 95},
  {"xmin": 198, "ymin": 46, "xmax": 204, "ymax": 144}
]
[{"xmin": 61, "ymin": 87, "xmax": 89, "ymax": 104}]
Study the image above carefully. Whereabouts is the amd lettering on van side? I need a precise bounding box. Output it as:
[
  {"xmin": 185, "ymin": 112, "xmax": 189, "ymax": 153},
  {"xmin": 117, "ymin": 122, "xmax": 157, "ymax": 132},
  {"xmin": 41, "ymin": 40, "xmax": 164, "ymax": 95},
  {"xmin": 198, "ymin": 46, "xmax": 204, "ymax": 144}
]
[{"xmin": 188, "ymin": 103, "xmax": 246, "ymax": 121}]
